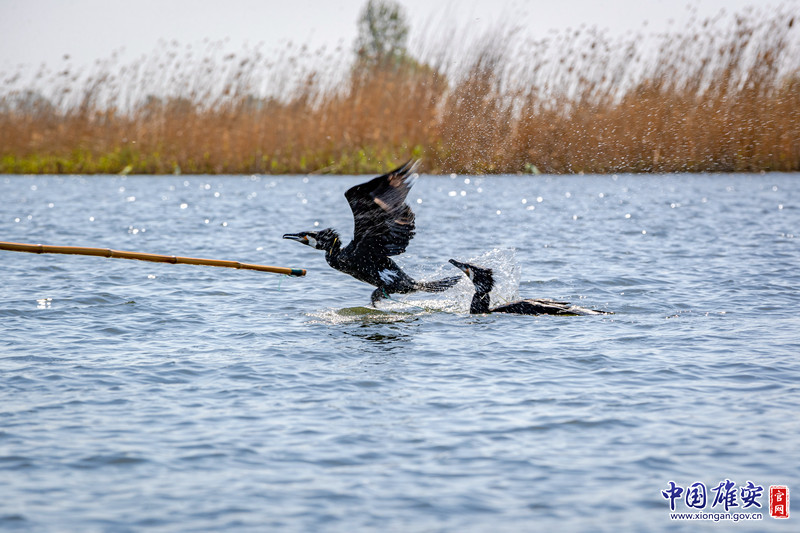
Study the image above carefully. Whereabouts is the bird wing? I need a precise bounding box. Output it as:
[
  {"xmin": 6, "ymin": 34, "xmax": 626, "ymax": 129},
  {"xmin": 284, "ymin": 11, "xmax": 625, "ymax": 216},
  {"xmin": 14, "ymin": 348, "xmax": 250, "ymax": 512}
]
[
  {"xmin": 493, "ymin": 299, "xmax": 574, "ymax": 315},
  {"xmin": 344, "ymin": 160, "xmax": 418, "ymax": 257},
  {"xmin": 494, "ymin": 299, "xmax": 607, "ymax": 316}
]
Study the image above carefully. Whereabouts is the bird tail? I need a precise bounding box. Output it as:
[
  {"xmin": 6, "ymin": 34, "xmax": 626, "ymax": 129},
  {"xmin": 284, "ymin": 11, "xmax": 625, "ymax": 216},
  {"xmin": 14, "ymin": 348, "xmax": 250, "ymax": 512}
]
[{"xmin": 415, "ymin": 276, "xmax": 462, "ymax": 293}]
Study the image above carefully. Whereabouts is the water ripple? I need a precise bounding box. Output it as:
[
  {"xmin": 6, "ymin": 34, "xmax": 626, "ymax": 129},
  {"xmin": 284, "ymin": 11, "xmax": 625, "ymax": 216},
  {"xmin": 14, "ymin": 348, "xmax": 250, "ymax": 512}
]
[{"xmin": 1, "ymin": 174, "xmax": 799, "ymax": 532}]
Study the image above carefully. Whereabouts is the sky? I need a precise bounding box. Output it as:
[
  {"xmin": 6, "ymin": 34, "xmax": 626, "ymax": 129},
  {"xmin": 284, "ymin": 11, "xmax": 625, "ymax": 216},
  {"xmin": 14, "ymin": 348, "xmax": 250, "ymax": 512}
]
[{"xmin": 0, "ymin": 0, "xmax": 790, "ymax": 74}]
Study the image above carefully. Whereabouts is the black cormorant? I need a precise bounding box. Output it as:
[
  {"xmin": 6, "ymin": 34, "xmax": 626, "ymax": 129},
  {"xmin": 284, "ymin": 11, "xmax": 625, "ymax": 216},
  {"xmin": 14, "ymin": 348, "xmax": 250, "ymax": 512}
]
[
  {"xmin": 449, "ymin": 259, "xmax": 612, "ymax": 316},
  {"xmin": 283, "ymin": 161, "xmax": 461, "ymax": 305}
]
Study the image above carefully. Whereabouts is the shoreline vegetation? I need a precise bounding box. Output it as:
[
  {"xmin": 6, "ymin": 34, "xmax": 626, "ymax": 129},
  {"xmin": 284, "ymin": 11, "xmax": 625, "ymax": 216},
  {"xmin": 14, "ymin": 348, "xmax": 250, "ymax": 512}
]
[{"xmin": 1, "ymin": 4, "xmax": 799, "ymax": 175}]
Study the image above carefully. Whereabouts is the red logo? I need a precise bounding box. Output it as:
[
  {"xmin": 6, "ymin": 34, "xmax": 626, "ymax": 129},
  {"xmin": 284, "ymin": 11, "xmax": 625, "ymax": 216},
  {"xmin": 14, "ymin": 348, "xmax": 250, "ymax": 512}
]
[{"xmin": 770, "ymin": 486, "xmax": 789, "ymax": 519}]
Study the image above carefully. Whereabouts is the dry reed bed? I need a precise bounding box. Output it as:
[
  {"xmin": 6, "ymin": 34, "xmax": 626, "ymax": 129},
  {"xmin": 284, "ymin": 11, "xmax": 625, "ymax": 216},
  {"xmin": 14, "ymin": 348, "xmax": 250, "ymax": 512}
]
[{"xmin": 1, "ymin": 7, "xmax": 798, "ymax": 174}]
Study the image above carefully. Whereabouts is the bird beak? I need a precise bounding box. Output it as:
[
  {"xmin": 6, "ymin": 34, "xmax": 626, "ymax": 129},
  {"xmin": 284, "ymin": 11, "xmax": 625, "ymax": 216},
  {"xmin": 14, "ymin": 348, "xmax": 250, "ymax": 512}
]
[
  {"xmin": 449, "ymin": 259, "xmax": 470, "ymax": 277},
  {"xmin": 283, "ymin": 233, "xmax": 308, "ymax": 244}
]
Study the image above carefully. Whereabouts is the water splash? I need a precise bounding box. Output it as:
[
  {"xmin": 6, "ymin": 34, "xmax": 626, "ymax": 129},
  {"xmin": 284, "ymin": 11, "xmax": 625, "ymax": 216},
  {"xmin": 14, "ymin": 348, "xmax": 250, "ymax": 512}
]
[
  {"xmin": 304, "ymin": 248, "xmax": 523, "ymax": 321},
  {"xmin": 306, "ymin": 305, "xmax": 423, "ymax": 325},
  {"xmin": 393, "ymin": 248, "xmax": 521, "ymax": 314},
  {"xmin": 471, "ymin": 248, "xmax": 521, "ymax": 304}
]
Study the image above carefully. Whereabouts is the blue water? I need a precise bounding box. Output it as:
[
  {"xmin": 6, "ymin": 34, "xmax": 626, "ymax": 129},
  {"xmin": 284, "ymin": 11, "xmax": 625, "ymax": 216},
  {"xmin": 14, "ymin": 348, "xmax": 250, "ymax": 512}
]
[{"xmin": 1, "ymin": 173, "xmax": 799, "ymax": 532}]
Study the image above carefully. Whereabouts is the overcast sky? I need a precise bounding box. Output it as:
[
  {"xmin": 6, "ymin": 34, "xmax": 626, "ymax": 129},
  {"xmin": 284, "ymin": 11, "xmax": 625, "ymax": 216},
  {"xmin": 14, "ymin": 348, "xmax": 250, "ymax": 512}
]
[{"xmin": 1, "ymin": 0, "xmax": 789, "ymax": 74}]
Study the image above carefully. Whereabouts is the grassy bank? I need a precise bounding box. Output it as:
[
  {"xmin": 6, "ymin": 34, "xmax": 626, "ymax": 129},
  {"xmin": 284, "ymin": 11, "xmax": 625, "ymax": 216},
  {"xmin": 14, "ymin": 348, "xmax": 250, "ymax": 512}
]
[{"xmin": 1, "ymin": 7, "xmax": 798, "ymax": 175}]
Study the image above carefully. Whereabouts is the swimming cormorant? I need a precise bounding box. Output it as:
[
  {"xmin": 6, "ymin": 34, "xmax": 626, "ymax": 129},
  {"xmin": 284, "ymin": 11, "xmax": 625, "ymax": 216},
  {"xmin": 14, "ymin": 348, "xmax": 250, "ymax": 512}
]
[
  {"xmin": 283, "ymin": 161, "xmax": 461, "ymax": 305},
  {"xmin": 449, "ymin": 259, "xmax": 612, "ymax": 316}
]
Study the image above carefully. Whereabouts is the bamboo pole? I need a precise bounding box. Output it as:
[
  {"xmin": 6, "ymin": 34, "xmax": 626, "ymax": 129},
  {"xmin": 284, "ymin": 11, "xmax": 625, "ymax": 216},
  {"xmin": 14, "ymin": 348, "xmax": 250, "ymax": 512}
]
[{"xmin": 0, "ymin": 241, "xmax": 306, "ymax": 277}]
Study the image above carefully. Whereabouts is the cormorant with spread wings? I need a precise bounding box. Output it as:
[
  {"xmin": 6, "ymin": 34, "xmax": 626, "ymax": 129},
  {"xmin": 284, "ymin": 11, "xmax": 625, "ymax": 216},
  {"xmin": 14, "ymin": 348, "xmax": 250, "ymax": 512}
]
[{"xmin": 283, "ymin": 160, "xmax": 460, "ymax": 305}]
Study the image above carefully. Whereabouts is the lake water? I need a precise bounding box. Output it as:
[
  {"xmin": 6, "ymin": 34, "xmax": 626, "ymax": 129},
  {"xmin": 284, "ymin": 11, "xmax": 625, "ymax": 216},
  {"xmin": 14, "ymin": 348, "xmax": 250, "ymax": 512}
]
[{"xmin": 1, "ymin": 172, "xmax": 799, "ymax": 532}]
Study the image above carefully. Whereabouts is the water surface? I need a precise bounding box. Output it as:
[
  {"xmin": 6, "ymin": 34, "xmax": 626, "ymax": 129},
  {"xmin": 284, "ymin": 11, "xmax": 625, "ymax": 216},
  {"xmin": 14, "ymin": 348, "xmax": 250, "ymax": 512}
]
[{"xmin": 2, "ymin": 173, "xmax": 799, "ymax": 532}]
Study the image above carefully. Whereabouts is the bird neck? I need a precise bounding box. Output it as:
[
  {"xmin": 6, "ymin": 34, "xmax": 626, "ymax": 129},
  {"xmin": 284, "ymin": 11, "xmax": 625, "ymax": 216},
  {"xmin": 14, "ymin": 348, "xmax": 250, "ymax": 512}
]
[
  {"xmin": 324, "ymin": 236, "xmax": 342, "ymax": 261},
  {"xmin": 470, "ymin": 291, "xmax": 491, "ymax": 314}
]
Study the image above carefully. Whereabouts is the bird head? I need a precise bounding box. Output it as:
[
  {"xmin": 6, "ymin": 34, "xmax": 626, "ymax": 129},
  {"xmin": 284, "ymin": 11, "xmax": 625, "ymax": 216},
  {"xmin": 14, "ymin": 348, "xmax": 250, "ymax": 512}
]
[
  {"xmin": 283, "ymin": 228, "xmax": 340, "ymax": 251},
  {"xmin": 449, "ymin": 259, "xmax": 495, "ymax": 294}
]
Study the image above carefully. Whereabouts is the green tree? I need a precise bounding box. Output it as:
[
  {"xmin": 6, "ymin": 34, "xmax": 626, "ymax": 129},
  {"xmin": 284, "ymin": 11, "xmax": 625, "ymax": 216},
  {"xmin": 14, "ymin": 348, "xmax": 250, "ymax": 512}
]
[{"xmin": 354, "ymin": 0, "xmax": 410, "ymax": 70}]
